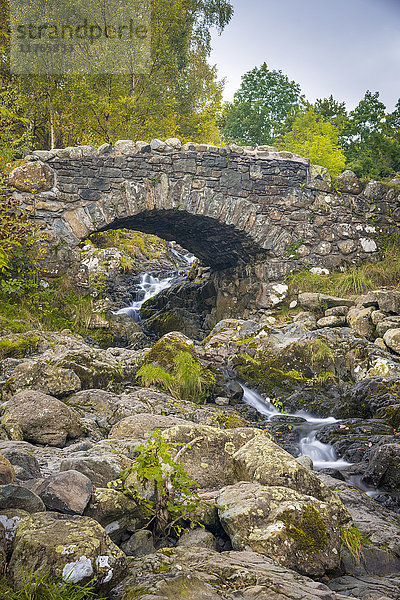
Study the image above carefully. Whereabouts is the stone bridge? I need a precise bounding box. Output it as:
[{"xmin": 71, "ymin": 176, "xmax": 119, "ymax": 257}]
[{"xmin": 8, "ymin": 139, "xmax": 400, "ymax": 276}]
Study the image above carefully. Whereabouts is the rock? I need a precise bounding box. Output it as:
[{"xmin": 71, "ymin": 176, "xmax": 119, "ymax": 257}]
[
  {"xmin": 336, "ymin": 170, "xmax": 362, "ymax": 194},
  {"xmin": 2, "ymin": 390, "xmax": 84, "ymax": 447},
  {"xmin": 177, "ymin": 527, "xmax": 218, "ymax": 551},
  {"xmin": 0, "ymin": 441, "xmax": 41, "ymax": 480},
  {"xmin": 0, "ymin": 454, "xmax": 15, "ymax": 484},
  {"xmin": 109, "ymin": 413, "xmax": 187, "ymax": 440},
  {"xmin": 383, "ymin": 328, "xmax": 400, "ymax": 354},
  {"xmin": 85, "ymin": 488, "xmax": 148, "ymax": 544},
  {"xmin": 319, "ymin": 474, "xmax": 400, "ymax": 576},
  {"xmin": 363, "ymin": 443, "xmax": 400, "ymax": 491},
  {"xmin": 9, "ymin": 512, "xmax": 128, "ymax": 592},
  {"xmin": 293, "ymin": 311, "xmax": 317, "ymax": 330},
  {"xmin": 376, "ymin": 317, "xmax": 400, "ymax": 337},
  {"xmin": 298, "ymin": 293, "xmax": 354, "ymax": 310},
  {"xmin": 110, "ymin": 546, "xmax": 358, "ymax": 599},
  {"xmin": 375, "ymin": 337, "xmax": 387, "ymax": 351},
  {"xmin": 8, "ymin": 161, "xmax": 54, "ymax": 192},
  {"xmin": 33, "ymin": 470, "xmax": 93, "ymax": 515},
  {"xmin": 329, "ymin": 574, "xmax": 400, "ymax": 599},
  {"xmin": 6, "ymin": 361, "xmax": 81, "ymax": 397},
  {"xmin": 218, "ymin": 482, "xmax": 346, "ymax": 577},
  {"xmin": 121, "ymin": 530, "xmax": 155, "ymax": 557},
  {"xmin": 317, "ymin": 315, "xmax": 346, "ymax": 328},
  {"xmin": 297, "ymin": 455, "xmax": 313, "ymax": 470},
  {"xmin": 60, "ymin": 447, "xmax": 131, "ymax": 487},
  {"xmin": 334, "ymin": 378, "xmax": 400, "ymax": 420},
  {"xmin": 309, "ymin": 164, "xmax": 332, "ymax": 191},
  {"xmin": 162, "ymin": 423, "xmax": 262, "ymax": 489},
  {"xmin": 325, "ymin": 306, "xmax": 350, "ymax": 317},
  {"xmin": 347, "ymin": 306, "xmax": 375, "ymax": 339},
  {"xmin": 358, "ymin": 290, "xmax": 400, "ymax": 314},
  {"xmin": 232, "ymin": 433, "xmax": 348, "ymax": 508},
  {"xmin": 0, "ymin": 484, "xmax": 45, "ymax": 512},
  {"xmin": 0, "ymin": 509, "xmax": 29, "ymax": 547},
  {"xmin": 0, "ymin": 521, "xmax": 5, "ymax": 570},
  {"xmin": 165, "ymin": 138, "xmax": 182, "ymax": 149}
]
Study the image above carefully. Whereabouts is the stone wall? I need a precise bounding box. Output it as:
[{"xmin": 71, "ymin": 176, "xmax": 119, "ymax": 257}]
[{"xmin": 8, "ymin": 139, "xmax": 400, "ymax": 277}]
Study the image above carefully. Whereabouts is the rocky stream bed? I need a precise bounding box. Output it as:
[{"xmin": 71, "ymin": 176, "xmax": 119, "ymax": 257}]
[{"xmin": 2, "ymin": 244, "xmax": 400, "ymax": 599}]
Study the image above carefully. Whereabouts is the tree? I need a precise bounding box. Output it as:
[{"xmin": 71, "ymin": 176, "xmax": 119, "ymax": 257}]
[
  {"xmin": 341, "ymin": 91, "xmax": 400, "ymax": 179},
  {"xmin": 313, "ymin": 95, "xmax": 347, "ymax": 132},
  {"xmin": 222, "ymin": 63, "xmax": 304, "ymax": 146},
  {"xmin": 282, "ymin": 108, "xmax": 346, "ymax": 176}
]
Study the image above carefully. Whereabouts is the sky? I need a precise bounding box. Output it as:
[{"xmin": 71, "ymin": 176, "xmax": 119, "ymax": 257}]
[{"xmin": 210, "ymin": 0, "xmax": 400, "ymax": 111}]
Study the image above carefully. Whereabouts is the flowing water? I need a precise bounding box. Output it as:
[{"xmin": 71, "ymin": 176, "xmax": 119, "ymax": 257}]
[{"xmin": 241, "ymin": 384, "xmax": 351, "ymax": 471}]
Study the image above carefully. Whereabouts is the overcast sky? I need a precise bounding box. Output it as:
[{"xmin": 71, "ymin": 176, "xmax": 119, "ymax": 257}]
[{"xmin": 210, "ymin": 0, "xmax": 400, "ymax": 112}]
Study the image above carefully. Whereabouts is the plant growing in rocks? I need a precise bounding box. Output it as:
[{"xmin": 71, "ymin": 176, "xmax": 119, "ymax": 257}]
[
  {"xmin": 109, "ymin": 431, "xmax": 204, "ymax": 541},
  {"xmin": 0, "ymin": 570, "xmax": 106, "ymax": 600}
]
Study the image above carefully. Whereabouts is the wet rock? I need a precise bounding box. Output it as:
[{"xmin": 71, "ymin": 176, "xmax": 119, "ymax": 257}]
[
  {"xmin": 9, "ymin": 512, "xmax": 128, "ymax": 592},
  {"xmin": 218, "ymin": 482, "xmax": 346, "ymax": 577},
  {"xmin": 2, "ymin": 390, "xmax": 84, "ymax": 447},
  {"xmin": 109, "ymin": 546, "xmax": 358, "ymax": 599},
  {"xmin": 121, "ymin": 529, "xmax": 155, "ymax": 557},
  {"xmin": 384, "ymin": 328, "xmax": 400, "ymax": 354},
  {"xmin": 0, "ymin": 484, "xmax": 45, "ymax": 512},
  {"xmin": 177, "ymin": 527, "xmax": 218, "ymax": 550},
  {"xmin": 363, "ymin": 443, "xmax": 400, "ymax": 491},
  {"xmin": 33, "ymin": 470, "xmax": 93, "ymax": 515},
  {"xmin": 0, "ymin": 454, "xmax": 15, "ymax": 484},
  {"xmin": 109, "ymin": 413, "xmax": 187, "ymax": 440},
  {"xmin": 85, "ymin": 488, "xmax": 148, "ymax": 544},
  {"xmin": 0, "ymin": 441, "xmax": 41, "ymax": 481}
]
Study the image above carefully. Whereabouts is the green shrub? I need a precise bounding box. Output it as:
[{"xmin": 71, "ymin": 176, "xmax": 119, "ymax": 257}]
[{"xmin": 137, "ymin": 350, "xmax": 215, "ymax": 403}]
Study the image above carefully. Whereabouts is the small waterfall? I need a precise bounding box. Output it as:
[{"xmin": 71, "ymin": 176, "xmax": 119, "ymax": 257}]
[
  {"xmin": 116, "ymin": 273, "xmax": 176, "ymax": 322},
  {"xmin": 241, "ymin": 385, "xmax": 351, "ymax": 470}
]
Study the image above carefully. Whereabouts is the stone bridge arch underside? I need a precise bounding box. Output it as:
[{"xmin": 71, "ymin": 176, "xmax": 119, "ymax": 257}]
[{"xmin": 8, "ymin": 140, "xmax": 400, "ymax": 314}]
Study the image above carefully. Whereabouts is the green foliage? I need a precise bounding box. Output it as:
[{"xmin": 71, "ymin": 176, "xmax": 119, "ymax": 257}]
[
  {"xmin": 109, "ymin": 431, "xmax": 203, "ymax": 540},
  {"xmin": 0, "ymin": 571, "xmax": 104, "ymax": 600},
  {"xmin": 340, "ymin": 526, "xmax": 370, "ymax": 565},
  {"xmin": 341, "ymin": 91, "xmax": 400, "ymax": 179},
  {"xmin": 313, "ymin": 95, "xmax": 348, "ymax": 132},
  {"xmin": 222, "ymin": 63, "xmax": 304, "ymax": 145},
  {"xmin": 137, "ymin": 350, "xmax": 215, "ymax": 403},
  {"xmin": 0, "ymin": 334, "xmax": 40, "ymax": 359},
  {"xmin": 282, "ymin": 108, "xmax": 346, "ymax": 176}
]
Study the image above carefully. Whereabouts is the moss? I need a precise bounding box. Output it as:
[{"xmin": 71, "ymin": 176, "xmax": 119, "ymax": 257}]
[
  {"xmin": 142, "ymin": 311, "xmax": 187, "ymax": 338},
  {"xmin": 340, "ymin": 525, "xmax": 370, "ymax": 564},
  {"xmin": 145, "ymin": 335, "xmax": 195, "ymax": 370},
  {"xmin": 281, "ymin": 505, "xmax": 328, "ymax": 552},
  {"xmin": 0, "ymin": 334, "xmax": 41, "ymax": 359},
  {"xmin": 214, "ymin": 412, "xmax": 246, "ymax": 429},
  {"xmin": 233, "ymin": 352, "xmax": 306, "ymax": 396}
]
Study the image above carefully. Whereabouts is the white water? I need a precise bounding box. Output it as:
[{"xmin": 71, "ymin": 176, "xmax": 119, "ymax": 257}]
[
  {"xmin": 116, "ymin": 273, "xmax": 177, "ymax": 322},
  {"xmin": 241, "ymin": 385, "xmax": 351, "ymax": 471}
]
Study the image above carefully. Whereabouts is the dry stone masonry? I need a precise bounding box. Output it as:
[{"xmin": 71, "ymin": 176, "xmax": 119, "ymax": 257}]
[{"xmin": 8, "ymin": 139, "xmax": 400, "ymax": 274}]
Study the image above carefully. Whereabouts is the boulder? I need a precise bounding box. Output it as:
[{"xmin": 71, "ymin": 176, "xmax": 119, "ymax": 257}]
[
  {"xmin": 2, "ymin": 390, "xmax": 84, "ymax": 447},
  {"xmin": 85, "ymin": 487, "xmax": 148, "ymax": 543},
  {"xmin": 0, "ymin": 441, "xmax": 41, "ymax": 480},
  {"xmin": 298, "ymin": 293, "xmax": 354, "ymax": 310},
  {"xmin": 218, "ymin": 482, "xmax": 346, "ymax": 577},
  {"xmin": 358, "ymin": 290, "xmax": 400, "ymax": 314},
  {"xmin": 376, "ymin": 317, "xmax": 400, "ymax": 337},
  {"xmin": 177, "ymin": 527, "xmax": 218, "ymax": 551},
  {"xmin": 109, "ymin": 546, "xmax": 358, "ymax": 600},
  {"xmin": 0, "ymin": 508, "xmax": 29, "ymax": 547},
  {"xmin": 232, "ymin": 433, "xmax": 348, "ymax": 508},
  {"xmin": 5, "ymin": 361, "xmax": 81, "ymax": 398},
  {"xmin": 336, "ymin": 170, "xmax": 362, "ymax": 194},
  {"xmin": 333, "ymin": 377, "xmax": 400, "ymax": 419},
  {"xmin": 162, "ymin": 423, "xmax": 262, "ymax": 489},
  {"xmin": 8, "ymin": 160, "xmax": 54, "ymax": 192},
  {"xmin": 383, "ymin": 328, "xmax": 400, "ymax": 354},
  {"xmin": 120, "ymin": 530, "xmax": 155, "ymax": 557},
  {"xmin": 33, "ymin": 470, "xmax": 93, "ymax": 515},
  {"xmin": 0, "ymin": 484, "xmax": 45, "ymax": 512},
  {"xmin": 60, "ymin": 447, "xmax": 131, "ymax": 487},
  {"xmin": 8, "ymin": 512, "xmax": 128, "ymax": 592},
  {"xmin": 293, "ymin": 311, "xmax": 317, "ymax": 330},
  {"xmin": 109, "ymin": 413, "xmax": 187, "ymax": 440},
  {"xmin": 347, "ymin": 306, "xmax": 375, "ymax": 339},
  {"xmin": 317, "ymin": 316, "xmax": 346, "ymax": 328},
  {"xmin": 0, "ymin": 454, "xmax": 15, "ymax": 484},
  {"xmin": 363, "ymin": 443, "xmax": 400, "ymax": 491}
]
